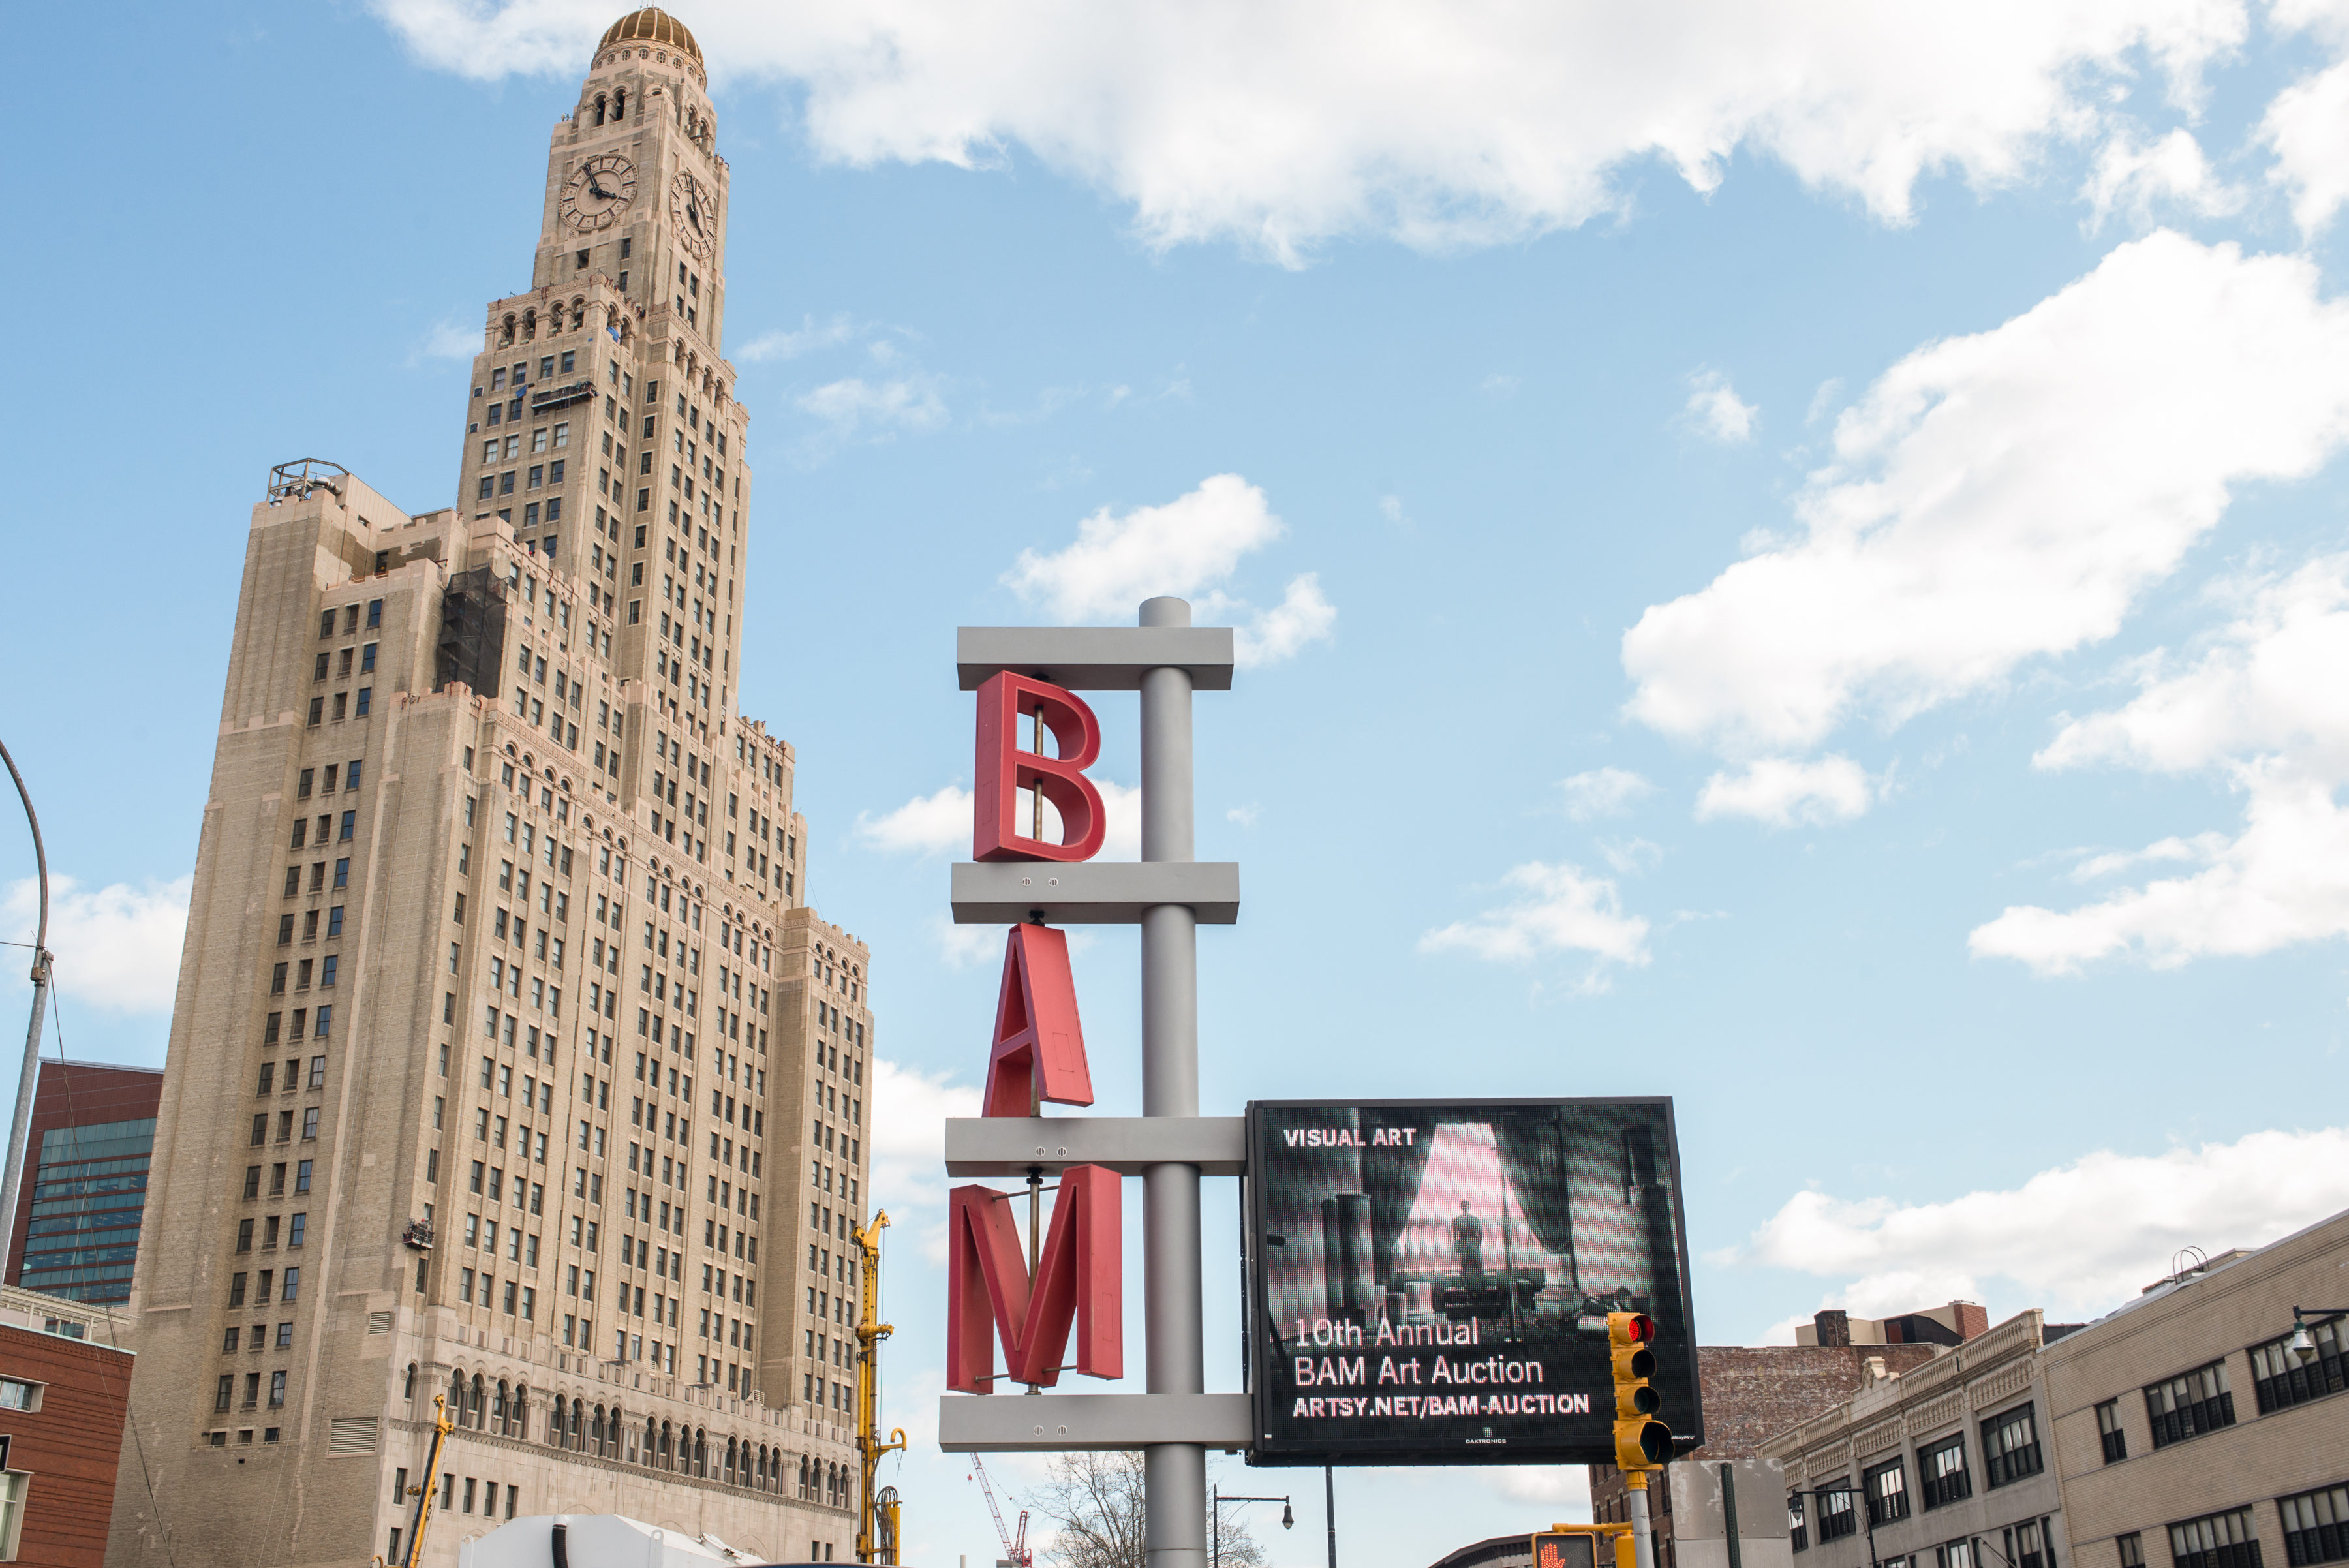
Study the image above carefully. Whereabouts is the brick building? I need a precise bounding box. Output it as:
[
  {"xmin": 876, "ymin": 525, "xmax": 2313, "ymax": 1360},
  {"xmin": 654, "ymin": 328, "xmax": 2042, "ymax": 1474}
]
[
  {"xmin": 5, "ymin": 1061, "xmax": 164, "ymax": 1304},
  {"xmin": 1766, "ymin": 1311, "xmax": 2068, "ymax": 1568},
  {"xmin": 0, "ymin": 1284, "xmax": 136, "ymax": 1567},
  {"xmin": 1589, "ymin": 1304, "xmax": 1975, "ymax": 1568},
  {"xmin": 2039, "ymin": 1208, "xmax": 2349, "ymax": 1568}
]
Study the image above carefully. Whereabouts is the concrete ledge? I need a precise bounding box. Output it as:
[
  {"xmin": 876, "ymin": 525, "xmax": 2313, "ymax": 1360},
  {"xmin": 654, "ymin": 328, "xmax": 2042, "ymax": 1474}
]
[
  {"xmin": 938, "ymin": 1392, "xmax": 1253, "ymax": 1451},
  {"xmin": 957, "ymin": 626, "xmax": 1236, "ymax": 692},
  {"xmin": 950, "ymin": 861, "xmax": 1240, "ymax": 924},
  {"xmin": 944, "ymin": 1116, "xmax": 1246, "ymax": 1178}
]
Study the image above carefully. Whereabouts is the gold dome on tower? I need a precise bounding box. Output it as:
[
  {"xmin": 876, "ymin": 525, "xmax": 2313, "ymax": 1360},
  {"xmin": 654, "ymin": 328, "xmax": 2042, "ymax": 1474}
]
[{"xmin": 598, "ymin": 8, "xmax": 701, "ymax": 64}]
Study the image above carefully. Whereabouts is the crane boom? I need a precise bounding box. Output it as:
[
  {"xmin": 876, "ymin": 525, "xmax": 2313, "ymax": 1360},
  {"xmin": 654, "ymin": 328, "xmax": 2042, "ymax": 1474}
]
[
  {"xmin": 970, "ymin": 1454, "xmax": 1032, "ymax": 1568},
  {"xmin": 852, "ymin": 1211, "xmax": 908, "ymax": 1563}
]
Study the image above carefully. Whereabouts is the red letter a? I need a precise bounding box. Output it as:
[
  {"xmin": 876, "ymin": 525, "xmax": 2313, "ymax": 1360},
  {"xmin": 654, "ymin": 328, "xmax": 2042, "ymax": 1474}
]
[
  {"xmin": 973, "ymin": 671, "xmax": 1107, "ymax": 863},
  {"xmin": 947, "ymin": 1165, "xmax": 1122, "ymax": 1392},
  {"xmin": 983, "ymin": 923, "xmax": 1094, "ymax": 1118}
]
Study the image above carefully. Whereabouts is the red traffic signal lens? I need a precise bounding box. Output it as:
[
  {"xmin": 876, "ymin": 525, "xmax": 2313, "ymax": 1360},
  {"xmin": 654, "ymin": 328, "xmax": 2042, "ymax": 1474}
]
[{"xmin": 1606, "ymin": 1312, "xmax": 1658, "ymax": 1349}]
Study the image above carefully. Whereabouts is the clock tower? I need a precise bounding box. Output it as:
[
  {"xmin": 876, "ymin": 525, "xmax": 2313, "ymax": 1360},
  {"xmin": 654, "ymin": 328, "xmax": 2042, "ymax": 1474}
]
[{"xmin": 105, "ymin": 12, "xmax": 881, "ymax": 1567}]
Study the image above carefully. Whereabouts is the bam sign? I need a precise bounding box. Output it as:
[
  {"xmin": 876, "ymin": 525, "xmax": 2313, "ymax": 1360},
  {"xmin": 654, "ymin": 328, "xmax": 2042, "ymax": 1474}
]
[{"xmin": 937, "ymin": 604, "xmax": 1246, "ymax": 1568}]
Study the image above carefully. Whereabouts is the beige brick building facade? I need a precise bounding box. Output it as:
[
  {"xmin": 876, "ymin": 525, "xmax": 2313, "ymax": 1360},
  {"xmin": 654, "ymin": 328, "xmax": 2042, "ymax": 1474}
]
[
  {"xmin": 2040, "ymin": 1212, "xmax": 2349, "ymax": 1568},
  {"xmin": 1764, "ymin": 1312, "xmax": 2068, "ymax": 1568},
  {"xmin": 104, "ymin": 12, "xmax": 883, "ymax": 1565}
]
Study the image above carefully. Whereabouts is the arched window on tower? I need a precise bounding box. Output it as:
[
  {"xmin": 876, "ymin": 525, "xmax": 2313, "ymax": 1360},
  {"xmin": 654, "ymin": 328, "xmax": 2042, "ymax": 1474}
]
[
  {"xmin": 594, "ymin": 93, "xmax": 607, "ymax": 126},
  {"xmin": 613, "ymin": 89, "xmax": 626, "ymax": 120}
]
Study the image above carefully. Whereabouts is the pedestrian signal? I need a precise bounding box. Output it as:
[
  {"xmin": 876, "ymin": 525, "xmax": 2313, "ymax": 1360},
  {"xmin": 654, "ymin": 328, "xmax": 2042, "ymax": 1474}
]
[
  {"xmin": 1533, "ymin": 1526, "xmax": 1635, "ymax": 1568},
  {"xmin": 1608, "ymin": 1312, "xmax": 1670, "ymax": 1470}
]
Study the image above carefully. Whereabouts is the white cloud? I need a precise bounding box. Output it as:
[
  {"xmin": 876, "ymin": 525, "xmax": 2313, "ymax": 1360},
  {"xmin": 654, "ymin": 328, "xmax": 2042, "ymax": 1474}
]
[
  {"xmin": 2038, "ymin": 559, "xmax": 2349, "ymax": 779},
  {"xmin": 1973, "ymin": 555, "xmax": 2349, "ymax": 972},
  {"xmin": 1971, "ymin": 765, "xmax": 2349, "ymax": 970},
  {"xmin": 795, "ymin": 374, "xmax": 949, "ymax": 440},
  {"xmin": 1231, "ymin": 573, "xmax": 1336, "ymax": 668},
  {"xmin": 2081, "ymin": 127, "xmax": 2240, "ymax": 228},
  {"xmin": 1720, "ymin": 1125, "xmax": 2349, "ymax": 1325},
  {"xmin": 370, "ymin": 0, "xmax": 2244, "ymax": 262},
  {"xmin": 737, "ymin": 313, "xmax": 856, "ymax": 362},
  {"xmin": 861, "ymin": 780, "xmax": 1142, "ymax": 861},
  {"xmin": 410, "ymin": 319, "xmax": 480, "ymax": 363},
  {"xmin": 1685, "ymin": 369, "xmax": 1758, "ymax": 443},
  {"xmin": 930, "ymin": 916, "xmax": 1007, "ymax": 970},
  {"xmin": 1004, "ymin": 474, "xmax": 1282, "ymax": 623},
  {"xmin": 2260, "ymin": 0, "xmax": 2349, "ymax": 239},
  {"xmin": 1490, "ymin": 1466, "xmax": 1593, "ymax": 1514},
  {"xmin": 1418, "ymin": 861, "xmax": 1651, "ymax": 978},
  {"xmin": 3, "ymin": 876, "xmax": 192, "ymax": 1015},
  {"xmin": 1560, "ymin": 767, "xmax": 1654, "ymax": 822},
  {"xmin": 855, "ymin": 784, "xmax": 972, "ymax": 857},
  {"xmin": 2068, "ymin": 834, "xmax": 2226, "ymax": 882},
  {"xmin": 869, "ymin": 1057, "xmax": 983, "ymax": 1262},
  {"xmin": 1599, "ymin": 838, "xmax": 1666, "ymax": 876},
  {"xmin": 1623, "ymin": 233, "xmax": 2349, "ymax": 756},
  {"xmin": 1226, "ymin": 803, "xmax": 1261, "ymax": 827},
  {"xmin": 1696, "ymin": 756, "xmax": 1875, "ymax": 827}
]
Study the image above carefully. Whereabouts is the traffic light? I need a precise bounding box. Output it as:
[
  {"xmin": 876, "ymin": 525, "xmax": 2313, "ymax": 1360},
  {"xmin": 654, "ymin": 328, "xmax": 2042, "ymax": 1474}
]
[
  {"xmin": 1533, "ymin": 1526, "xmax": 1635, "ymax": 1568},
  {"xmin": 1608, "ymin": 1312, "xmax": 1670, "ymax": 1470}
]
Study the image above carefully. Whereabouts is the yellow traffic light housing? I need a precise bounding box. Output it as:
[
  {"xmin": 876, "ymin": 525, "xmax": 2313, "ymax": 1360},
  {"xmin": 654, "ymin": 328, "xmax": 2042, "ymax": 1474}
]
[
  {"xmin": 1533, "ymin": 1525, "xmax": 1637, "ymax": 1568},
  {"xmin": 1608, "ymin": 1312, "xmax": 1671, "ymax": 1471}
]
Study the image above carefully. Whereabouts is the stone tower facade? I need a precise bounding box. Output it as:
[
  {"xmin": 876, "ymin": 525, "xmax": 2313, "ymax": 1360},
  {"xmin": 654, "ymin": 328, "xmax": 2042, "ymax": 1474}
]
[{"xmin": 106, "ymin": 12, "xmax": 880, "ymax": 1565}]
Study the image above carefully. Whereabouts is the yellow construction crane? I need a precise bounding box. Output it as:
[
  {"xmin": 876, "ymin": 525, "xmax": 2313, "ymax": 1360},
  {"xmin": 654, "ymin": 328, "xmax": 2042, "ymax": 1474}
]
[
  {"xmin": 852, "ymin": 1210, "xmax": 908, "ymax": 1564},
  {"xmin": 371, "ymin": 1393, "xmax": 453, "ymax": 1568}
]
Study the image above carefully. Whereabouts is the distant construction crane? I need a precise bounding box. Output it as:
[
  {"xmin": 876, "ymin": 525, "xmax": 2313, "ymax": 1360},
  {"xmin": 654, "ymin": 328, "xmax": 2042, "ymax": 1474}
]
[{"xmin": 970, "ymin": 1454, "xmax": 1030, "ymax": 1568}]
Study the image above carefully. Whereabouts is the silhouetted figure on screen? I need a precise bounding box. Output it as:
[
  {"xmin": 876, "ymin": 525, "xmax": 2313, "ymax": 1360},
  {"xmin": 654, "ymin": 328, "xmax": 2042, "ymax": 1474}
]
[{"xmin": 1452, "ymin": 1200, "xmax": 1485, "ymax": 1286}]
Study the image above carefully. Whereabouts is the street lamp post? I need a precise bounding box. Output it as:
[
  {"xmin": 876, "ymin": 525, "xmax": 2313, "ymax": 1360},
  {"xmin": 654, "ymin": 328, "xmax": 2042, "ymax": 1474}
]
[
  {"xmin": 1805, "ymin": 1483, "xmax": 1881, "ymax": 1568},
  {"xmin": 1210, "ymin": 1483, "xmax": 1293, "ymax": 1568},
  {"xmin": 0, "ymin": 738, "xmax": 52, "ymax": 1274},
  {"xmin": 2286, "ymin": 1308, "xmax": 2349, "ymax": 1364}
]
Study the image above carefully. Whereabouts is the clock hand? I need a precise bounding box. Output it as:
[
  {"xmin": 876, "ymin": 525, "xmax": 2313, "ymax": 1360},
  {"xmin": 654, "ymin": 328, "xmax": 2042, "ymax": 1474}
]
[{"xmin": 587, "ymin": 176, "xmax": 615, "ymax": 200}]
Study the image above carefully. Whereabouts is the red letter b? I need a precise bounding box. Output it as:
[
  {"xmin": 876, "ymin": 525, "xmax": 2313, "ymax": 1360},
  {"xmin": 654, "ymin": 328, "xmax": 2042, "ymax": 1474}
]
[{"xmin": 974, "ymin": 671, "xmax": 1106, "ymax": 862}]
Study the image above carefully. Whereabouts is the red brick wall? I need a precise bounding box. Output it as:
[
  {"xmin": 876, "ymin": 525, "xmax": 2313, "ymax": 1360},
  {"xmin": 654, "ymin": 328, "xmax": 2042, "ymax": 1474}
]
[
  {"xmin": 2, "ymin": 1323, "xmax": 136, "ymax": 1568},
  {"xmin": 4, "ymin": 1062, "xmax": 164, "ymax": 1287}
]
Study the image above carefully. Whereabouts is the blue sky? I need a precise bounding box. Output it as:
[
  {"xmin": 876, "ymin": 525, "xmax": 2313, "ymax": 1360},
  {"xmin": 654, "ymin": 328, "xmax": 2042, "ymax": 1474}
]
[{"xmin": 16, "ymin": 0, "xmax": 2349, "ymax": 1561}]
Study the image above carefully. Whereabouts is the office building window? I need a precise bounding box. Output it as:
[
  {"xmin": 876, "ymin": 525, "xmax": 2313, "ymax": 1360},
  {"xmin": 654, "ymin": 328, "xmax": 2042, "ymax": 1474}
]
[
  {"xmin": 1820, "ymin": 1485, "xmax": 1858, "ymax": 1542},
  {"xmin": 1867, "ymin": 1459, "xmax": 1912, "ymax": 1526},
  {"xmin": 1921, "ymin": 1435, "xmax": 1971, "ymax": 1509},
  {"xmin": 2006, "ymin": 1518, "xmax": 2055, "ymax": 1568},
  {"xmin": 2120, "ymin": 1536, "xmax": 2145, "ymax": 1568},
  {"xmin": 1940, "ymin": 1543, "xmax": 1975, "ymax": 1568},
  {"xmin": 2251, "ymin": 1317, "xmax": 2346, "ymax": 1413},
  {"xmin": 1981, "ymin": 1405, "xmax": 2042, "ymax": 1487},
  {"xmin": 2096, "ymin": 1400, "xmax": 2127, "ymax": 1463},
  {"xmin": 2170, "ymin": 1508, "xmax": 2261, "ymax": 1568},
  {"xmin": 2279, "ymin": 1484, "xmax": 2349, "ymax": 1568},
  {"xmin": 2146, "ymin": 1362, "xmax": 2235, "ymax": 1448}
]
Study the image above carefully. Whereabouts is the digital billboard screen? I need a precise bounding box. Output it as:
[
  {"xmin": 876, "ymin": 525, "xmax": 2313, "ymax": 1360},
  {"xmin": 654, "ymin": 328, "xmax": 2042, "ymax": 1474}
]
[{"xmin": 1244, "ymin": 1097, "xmax": 1701, "ymax": 1467}]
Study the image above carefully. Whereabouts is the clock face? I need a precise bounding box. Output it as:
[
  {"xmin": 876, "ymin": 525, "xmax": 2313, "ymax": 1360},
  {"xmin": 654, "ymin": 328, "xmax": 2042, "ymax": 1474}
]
[
  {"xmin": 560, "ymin": 154, "xmax": 637, "ymax": 232},
  {"xmin": 671, "ymin": 172, "xmax": 716, "ymax": 260}
]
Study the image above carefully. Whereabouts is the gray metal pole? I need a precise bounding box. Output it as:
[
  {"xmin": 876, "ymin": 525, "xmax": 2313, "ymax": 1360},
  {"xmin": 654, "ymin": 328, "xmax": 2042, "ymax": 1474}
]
[
  {"xmin": 1324, "ymin": 1465, "xmax": 1337, "ymax": 1568},
  {"xmin": 1138, "ymin": 596, "xmax": 1205, "ymax": 1568},
  {"xmin": 0, "ymin": 737, "xmax": 52, "ymax": 1281},
  {"xmin": 1629, "ymin": 1482, "xmax": 1657, "ymax": 1568}
]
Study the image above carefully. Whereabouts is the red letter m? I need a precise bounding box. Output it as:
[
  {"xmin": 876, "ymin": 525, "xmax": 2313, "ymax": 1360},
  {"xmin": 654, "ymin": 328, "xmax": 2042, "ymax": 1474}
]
[{"xmin": 947, "ymin": 1165, "xmax": 1122, "ymax": 1392}]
